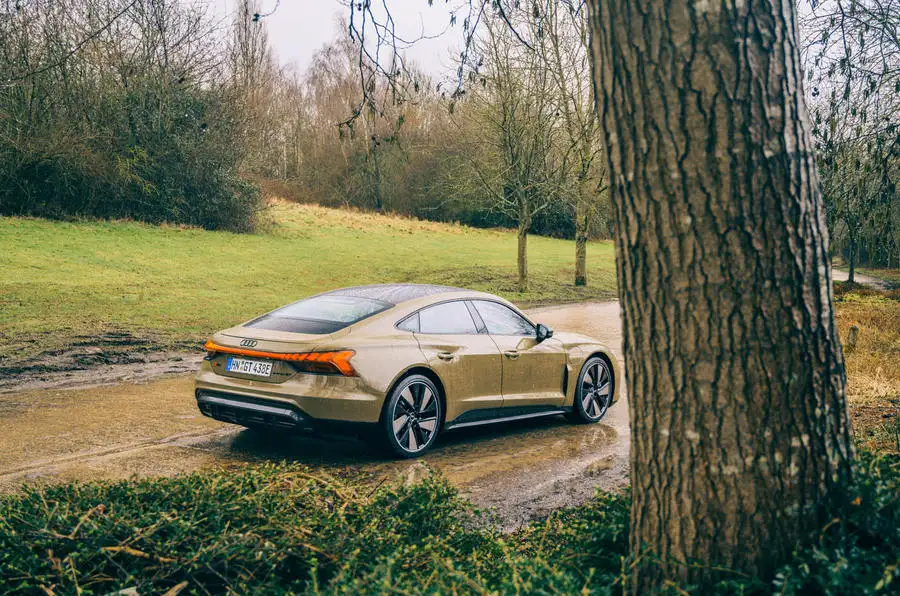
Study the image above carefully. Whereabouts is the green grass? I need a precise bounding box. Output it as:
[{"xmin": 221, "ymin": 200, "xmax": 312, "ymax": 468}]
[
  {"xmin": 1, "ymin": 454, "xmax": 897, "ymax": 594},
  {"xmin": 0, "ymin": 202, "xmax": 617, "ymax": 366}
]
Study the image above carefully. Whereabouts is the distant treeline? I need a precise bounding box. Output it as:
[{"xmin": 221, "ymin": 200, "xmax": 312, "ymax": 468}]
[
  {"xmin": 1, "ymin": 0, "xmax": 895, "ymax": 271},
  {"xmin": 0, "ymin": 0, "xmax": 610, "ymax": 242}
]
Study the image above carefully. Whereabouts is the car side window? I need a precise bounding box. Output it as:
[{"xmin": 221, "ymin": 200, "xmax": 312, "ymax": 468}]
[
  {"xmin": 472, "ymin": 300, "xmax": 535, "ymax": 336},
  {"xmin": 418, "ymin": 301, "xmax": 479, "ymax": 335},
  {"xmin": 396, "ymin": 312, "xmax": 419, "ymax": 333}
]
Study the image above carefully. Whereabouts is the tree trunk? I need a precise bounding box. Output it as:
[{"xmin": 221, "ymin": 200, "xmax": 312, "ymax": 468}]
[
  {"xmin": 369, "ymin": 135, "xmax": 383, "ymax": 211},
  {"xmin": 517, "ymin": 221, "xmax": 528, "ymax": 292},
  {"xmin": 585, "ymin": 0, "xmax": 854, "ymax": 590},
  {"xmin": 574, "ymin": 192, "xmax": 588, "ymax": 286},
  {"xmin": 847, "ymin": 233, "xmax": 857, "ymax": 284}
]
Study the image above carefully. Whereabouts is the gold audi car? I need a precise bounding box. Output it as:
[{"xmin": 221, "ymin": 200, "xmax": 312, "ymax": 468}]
[{"xmin": 196, "ymin": 284, "xmax": 620, "ymax": 457}]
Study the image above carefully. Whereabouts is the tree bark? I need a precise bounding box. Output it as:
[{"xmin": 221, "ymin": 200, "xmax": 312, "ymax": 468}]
[
  {"xmin": 847, "ymin": 232, "xmax": 857, "ymax": 284},
  {"xmin": 585, "ymin": 0, "xmax": 855, "ymax": 589},
  {"xmin": 574, "ymin": 191, "xmax": 588, "ymax": 286}
]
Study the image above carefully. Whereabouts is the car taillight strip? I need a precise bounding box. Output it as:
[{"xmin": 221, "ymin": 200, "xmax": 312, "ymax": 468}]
[{"xmin": 203, "ymin": 341, "xmax": 356, "ymax": 375}]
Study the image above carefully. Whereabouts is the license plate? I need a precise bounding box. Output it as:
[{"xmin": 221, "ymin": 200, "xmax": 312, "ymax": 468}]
[{"xmin": 226, "ymin": 357, "xmax": 273, "ymax": 377}]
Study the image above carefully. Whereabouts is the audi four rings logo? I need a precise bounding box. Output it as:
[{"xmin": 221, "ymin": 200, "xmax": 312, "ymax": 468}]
[{"xmin": 239, "ymin": 339, "xmax": 258, "ymax": 348}]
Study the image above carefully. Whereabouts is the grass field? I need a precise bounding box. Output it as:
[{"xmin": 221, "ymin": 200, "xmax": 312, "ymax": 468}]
[
  {"xmin": 0, "ymin": 200, "xmax": 617, "ymax": 367},
  {"xmin": 834, "ymin": 283, "xmax": 900, "ymax": 452}
]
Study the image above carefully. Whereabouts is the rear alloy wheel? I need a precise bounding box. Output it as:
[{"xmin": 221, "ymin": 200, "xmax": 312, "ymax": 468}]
[
  {"xmin": 383, "ymin": 375, "xmax": 441, "ymax": 458},
  {"xmin": 569, "ymin": 356, "xmax": 613, "ymax": 423}
]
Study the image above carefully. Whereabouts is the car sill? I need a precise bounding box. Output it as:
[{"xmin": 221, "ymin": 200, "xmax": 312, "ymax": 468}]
[{"xmin": 446, "ymin": 409, "xmax": 568, "ymax": 430}]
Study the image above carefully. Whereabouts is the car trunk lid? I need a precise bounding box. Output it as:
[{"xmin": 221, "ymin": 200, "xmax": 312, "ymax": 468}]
[{"xmin": 207, "ymin": 326, "xmax": 352, "ymax": 383}]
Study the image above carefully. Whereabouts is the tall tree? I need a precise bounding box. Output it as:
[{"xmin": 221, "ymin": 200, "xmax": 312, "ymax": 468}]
[
  {"xmin": 585, "ymin": 0, "xmax": 855, "ymax": 589},
  {"xmin": 538, "ymin": 2, "xmax": 607, "ymax": 287},
  {"xmin": 228, "ymin": 0, "xmax": 277, "ymax": 173},
  {"xmin": 462, "ymin": 15, "xmax": 560, "ymax": 292}
]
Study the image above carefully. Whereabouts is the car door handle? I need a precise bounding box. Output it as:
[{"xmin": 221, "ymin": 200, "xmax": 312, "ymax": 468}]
[
  {"xmin": 503, "ymin": 350, "xmax": 520, "ymax": 360},
  {"xmin": 437, "ymin": 351, "xmax": 455, "ymax": 361}
]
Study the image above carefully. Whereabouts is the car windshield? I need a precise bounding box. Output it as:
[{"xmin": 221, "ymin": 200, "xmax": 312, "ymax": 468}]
[{"xmin": 246, "ymin": 295, "xmax": 391, "ymax": 334}]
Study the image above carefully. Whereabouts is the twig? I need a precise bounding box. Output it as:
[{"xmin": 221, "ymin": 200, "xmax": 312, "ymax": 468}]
[
  {"xmin": 162, "ymin": 580, "xmax": 190, "ymax": 596},
  {"xmin": 4, "ymin": 0, "xmax": 140, "ymax": 84},
  {"xmin": 101, "ymin": 546, "xmax": 177, "ymax": 564}
]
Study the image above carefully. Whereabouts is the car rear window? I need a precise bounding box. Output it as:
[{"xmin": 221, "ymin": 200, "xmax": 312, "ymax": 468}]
[{"xmin": 245, "ymin": 295, "xmax": 391, "ymax": 334}]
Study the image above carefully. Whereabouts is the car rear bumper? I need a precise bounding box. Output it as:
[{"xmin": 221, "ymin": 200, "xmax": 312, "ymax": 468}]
[
  {"xmin": 194, "ymin": 360, "xmax": 385, "ymax": 427},
  {"xmin": 195, "ymin": 389, "xmax": 382, "ymax": 435},
  {"xmin": 196, "ymin": 390, "xmax": 311, "ymax": 430}
]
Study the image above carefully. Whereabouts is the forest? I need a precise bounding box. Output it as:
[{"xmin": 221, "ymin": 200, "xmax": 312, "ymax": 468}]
[{"xmin": 1, "ymin": 0, "xmax": 895, "ymax": 281}]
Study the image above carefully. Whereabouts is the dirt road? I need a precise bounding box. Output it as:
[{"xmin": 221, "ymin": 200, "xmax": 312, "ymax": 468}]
[
  {"xmin": 0, "ymin": 302, "xmax": 627, "ymax": 526},
  {"xmin": 831, "ymin": 269, "xmax": 890, "ymax": 289}
]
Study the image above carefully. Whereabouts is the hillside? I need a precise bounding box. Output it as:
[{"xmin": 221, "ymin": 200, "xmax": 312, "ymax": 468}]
[{"xmin": 0, "ymin": 201, "xmax": 617, "ymax": 368}]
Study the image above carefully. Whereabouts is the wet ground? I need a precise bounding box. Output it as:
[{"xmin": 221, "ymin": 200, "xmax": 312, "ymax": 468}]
[{"xmin": 0, "ymin": 302, "xmax": 627, "ymax": 526}]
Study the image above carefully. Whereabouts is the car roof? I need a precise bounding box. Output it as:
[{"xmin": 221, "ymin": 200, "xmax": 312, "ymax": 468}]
[{"xmin": 321, "ymin": 283, "xmax": 470, "ymax": 305}]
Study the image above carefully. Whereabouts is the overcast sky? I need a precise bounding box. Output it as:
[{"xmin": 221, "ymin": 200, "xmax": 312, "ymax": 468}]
[{"xmin": 210, "ymin": 0, "xmax": 464, "ymax": 80}]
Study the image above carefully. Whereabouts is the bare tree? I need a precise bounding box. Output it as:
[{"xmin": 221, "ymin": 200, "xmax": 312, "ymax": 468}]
[
  {"xmin": 538, "ymin": 1, "xmax": 607, "ymax": 286},
  {"xmin": 228, "ymin": 0, "xmax": 279, "ymax": 173},
  {"xmin": 461, "ymin": 14, "xmax": 561, "ymax": 292},
  {"xmin": 801, "ymin": 0, "xmax": 900, "ymax": 273}
]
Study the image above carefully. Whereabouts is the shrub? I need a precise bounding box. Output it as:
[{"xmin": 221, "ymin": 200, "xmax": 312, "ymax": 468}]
[
  {"xmin": 0, "ymin": 89, "xmax": 262, "ymax": 233},
  {"xmin": 0, "ymin": 454, "xmax": 897, "ymax": 594},
  {"xmin": 0, "ymin": 464, "xmax": 626, "ymax": 595},
  {"xmin": 769, "ymin": 454, "xmax": 900, "ymax": 595},
  {"xmin": 0, "ymin": 2, "xmax": 262, "ymax": 233}
]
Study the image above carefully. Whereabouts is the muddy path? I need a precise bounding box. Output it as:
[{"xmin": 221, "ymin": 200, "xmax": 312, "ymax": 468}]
[
  {"xmin": 831, "ymin": 269, "xmax": 892, "ymax": 289},
  {"xmin": 0, "ymin": 335, "xmax": 203, "ymax": 395},
  {"xmin": 0, "ymin": 302, "xmax": 627, "ymax": 527}
]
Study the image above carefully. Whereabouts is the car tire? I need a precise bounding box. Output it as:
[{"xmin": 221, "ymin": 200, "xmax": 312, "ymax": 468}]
[
  {"xmin": 382, "ymin": 374, "xmax": 442, "ymax": 458},
  {"xmin": 568, "ymin": 356, "xmax": 614, "ymax": 424}
]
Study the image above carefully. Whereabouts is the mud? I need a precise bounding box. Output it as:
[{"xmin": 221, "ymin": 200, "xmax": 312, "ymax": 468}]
[
  {"xmin": 0, "ymin": 331, "xmax": 201, "ymax": 395},
  {"xmin": 0, "ymin": 351, "xmax": 204, "ymax": 396},
  {"xmin": 0, "ymin": 302, "xmax": 627, "ymax": 527}
]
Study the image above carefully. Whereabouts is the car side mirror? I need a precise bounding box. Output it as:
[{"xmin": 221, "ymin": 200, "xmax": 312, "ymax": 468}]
[{"xmin": 535, "ymin": 323, "xmax": 553, "ymax": 342}]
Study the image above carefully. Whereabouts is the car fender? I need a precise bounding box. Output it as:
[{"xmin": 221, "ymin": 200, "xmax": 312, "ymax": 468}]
[{"xmin": 552, "ymin": 332, "xmax": 621, "ymax": 406}]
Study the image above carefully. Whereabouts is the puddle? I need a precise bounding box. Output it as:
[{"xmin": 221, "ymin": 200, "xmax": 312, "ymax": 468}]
[{"xmin": 0, "ymin": 302, "xmax": 629, "ymax": 525}]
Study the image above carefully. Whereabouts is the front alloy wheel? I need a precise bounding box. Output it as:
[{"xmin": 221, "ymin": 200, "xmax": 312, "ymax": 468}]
[
  {"xmin": 383, "ymin": 375, "xmax": 441, "ymax": 457},
  {"xmin": 569, "ymin": 356, "xmax": 613, "ymax": 423}
]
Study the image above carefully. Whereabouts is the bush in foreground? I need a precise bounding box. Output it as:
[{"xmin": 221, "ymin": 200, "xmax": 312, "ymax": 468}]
[{"xmin": 0, "ymin": 455, "xmax": 897, "ymax": 595}]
